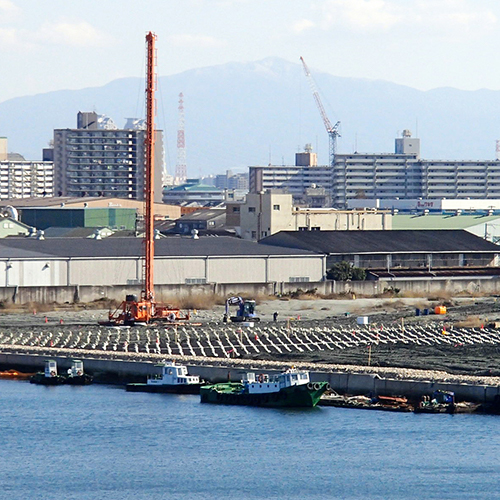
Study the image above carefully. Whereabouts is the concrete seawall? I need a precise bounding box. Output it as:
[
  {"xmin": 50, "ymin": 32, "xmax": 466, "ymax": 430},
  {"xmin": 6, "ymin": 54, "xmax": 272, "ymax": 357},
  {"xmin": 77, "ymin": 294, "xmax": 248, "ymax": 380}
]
[
  {"xmin": 4, "ymin": 274, "xmax": 500, "ymax": 304},
  {"xmin": 2, "ymin": 346, "xmax": 499, "ymax": 403}
]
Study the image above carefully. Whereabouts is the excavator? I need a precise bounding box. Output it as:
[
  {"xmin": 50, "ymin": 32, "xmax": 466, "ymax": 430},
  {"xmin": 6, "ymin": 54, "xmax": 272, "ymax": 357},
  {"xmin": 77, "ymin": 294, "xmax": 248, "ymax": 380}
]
[
  {"xmin": 223, "ymin": 296, "xmax": 260, "ymax": 323},
  {"xmin": 101, "ymin": 32, "xmax": 189, "ymax": 327}
]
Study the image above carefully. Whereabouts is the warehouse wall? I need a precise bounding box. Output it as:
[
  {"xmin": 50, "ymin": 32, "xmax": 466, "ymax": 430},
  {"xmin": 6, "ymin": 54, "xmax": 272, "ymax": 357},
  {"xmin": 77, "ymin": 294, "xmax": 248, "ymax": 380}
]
[
  {"xmin": 208, "ymin": 257, "xmax": 266, "ymax": 283},
  {"xmin": 69, "ymin": 259, "xmax": 138, "ymax": 286},
  {"xmin": 0, "ymin": 254, "xmax": 325, "ymax": 287},
  {"xmin": 267, "ymin": 256, "xmax": 325, "ymax": 282},
  {"xmin": 5, "ymin": 259, "xmax": 68, "ymax": 287},
  {"xmin": 156, "ymin": 258, "xmax": 206, "ymax": 284}
]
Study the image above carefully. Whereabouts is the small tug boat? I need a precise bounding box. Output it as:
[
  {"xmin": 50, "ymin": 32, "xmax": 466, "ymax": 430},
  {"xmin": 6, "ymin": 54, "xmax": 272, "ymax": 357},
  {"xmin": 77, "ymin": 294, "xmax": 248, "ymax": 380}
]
[
  {"xmin": 414, "ymin": 390, "xmax": 479, "ymax": 414},
  {"xmin": 200, "ymin": 368, "xmax": 329, "ymax": 408},
  {"xmin": 30, "ymin": 360, "xmax": 66, "ymax": 386},
  {"xmin": 126, "ymin": 361, "xmax": 203, "ymax": 394},
  {"xmin": 65, "ymin": 359, "xmax": 93, "ymax": 386}
]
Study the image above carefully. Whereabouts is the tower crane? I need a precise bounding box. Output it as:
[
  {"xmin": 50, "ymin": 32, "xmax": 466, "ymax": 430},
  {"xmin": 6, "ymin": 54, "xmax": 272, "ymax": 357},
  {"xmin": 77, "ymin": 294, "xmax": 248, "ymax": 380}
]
[{"xmin": 300, "ymin": 56, "xmax": 340, "ymax": 166}]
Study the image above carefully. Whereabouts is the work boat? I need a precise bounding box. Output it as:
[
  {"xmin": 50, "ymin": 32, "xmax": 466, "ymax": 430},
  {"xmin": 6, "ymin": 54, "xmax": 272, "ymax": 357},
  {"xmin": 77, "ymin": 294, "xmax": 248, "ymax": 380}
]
[
  {"xmin": 30, "ymin": 360, "xmax": 66, "ymax": 386},
  {"xmin": 65, "ymin": 359, "xmax": 93, "ymax": 386},
  {"xmin": 126, "ymin": 361, "xmax": 203, "ymax": 394},
  {"xmin": 200, "ymin": 368, "xmax": 330, "ymax": 408}
]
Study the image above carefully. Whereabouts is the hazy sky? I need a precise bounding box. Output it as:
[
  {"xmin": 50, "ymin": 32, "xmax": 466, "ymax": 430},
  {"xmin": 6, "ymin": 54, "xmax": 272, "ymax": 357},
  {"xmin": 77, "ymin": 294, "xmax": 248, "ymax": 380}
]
[{"xmin": 1, "ymin": 0, "xmax": 500, "ymax": 102}]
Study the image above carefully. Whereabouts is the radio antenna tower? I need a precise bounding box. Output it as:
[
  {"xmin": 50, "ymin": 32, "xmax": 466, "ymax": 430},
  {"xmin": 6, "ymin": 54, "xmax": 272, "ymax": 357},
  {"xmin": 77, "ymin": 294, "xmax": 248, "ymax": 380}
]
[{"xmin": 175, "ymin": 92, "xmax": 187, "ymax": 184}]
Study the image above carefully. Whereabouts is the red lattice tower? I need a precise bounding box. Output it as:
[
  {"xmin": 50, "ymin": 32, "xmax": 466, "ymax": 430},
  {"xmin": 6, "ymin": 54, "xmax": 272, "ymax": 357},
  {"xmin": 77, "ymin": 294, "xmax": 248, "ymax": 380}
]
[{"xmin": 175, "ymin": 92, "xmax": 187, "ymax": 183}]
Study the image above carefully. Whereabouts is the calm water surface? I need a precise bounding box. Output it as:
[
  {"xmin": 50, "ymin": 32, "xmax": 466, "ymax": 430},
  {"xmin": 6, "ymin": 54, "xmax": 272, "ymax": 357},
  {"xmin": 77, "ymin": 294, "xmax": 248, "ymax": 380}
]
[{"xmin": 1, "ymin": 379, "xmax": 499, "ymax": 500}]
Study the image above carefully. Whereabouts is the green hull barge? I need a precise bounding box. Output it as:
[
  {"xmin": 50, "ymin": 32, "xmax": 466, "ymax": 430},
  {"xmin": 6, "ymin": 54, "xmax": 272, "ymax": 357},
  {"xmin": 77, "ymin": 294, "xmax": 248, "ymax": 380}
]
[{"xmin": 200, "ymin": 368, "xmax": 329, "ymax": 408}]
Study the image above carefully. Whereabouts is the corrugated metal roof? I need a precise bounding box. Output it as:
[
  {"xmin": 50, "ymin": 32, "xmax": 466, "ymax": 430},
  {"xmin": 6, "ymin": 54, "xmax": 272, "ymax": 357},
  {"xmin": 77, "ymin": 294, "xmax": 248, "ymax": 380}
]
[
  {"xmin": 0, "ymin": 196, "xmax": 120, "ymax": 208},
  {"xmin": 0, "ymin": 235, "xmax": 318, "ymax": 259},
  {"xmin": 166, "ymin": 184, "xmax": 221, "ymax": 193},
  {"xmin": 178, "ymin": 208, "xmax": 226, "ymax": 222},
  {"xmin": 393, "ymin": 214, "xmax": 500, "ymax": 230},
  {"xmin": 42, "ymin": 227, "xmax": 101, "ymax": 238},
  {"xmin": 259, "ymin": 230, "xmax": 500, "ymax": 254}
]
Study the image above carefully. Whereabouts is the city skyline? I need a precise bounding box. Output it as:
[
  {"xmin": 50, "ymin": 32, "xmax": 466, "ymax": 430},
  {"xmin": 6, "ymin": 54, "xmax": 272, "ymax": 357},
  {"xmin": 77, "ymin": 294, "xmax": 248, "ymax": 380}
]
[{"xmin": 1, "ymin": 0, "xmax": 500, "ymax": 103}]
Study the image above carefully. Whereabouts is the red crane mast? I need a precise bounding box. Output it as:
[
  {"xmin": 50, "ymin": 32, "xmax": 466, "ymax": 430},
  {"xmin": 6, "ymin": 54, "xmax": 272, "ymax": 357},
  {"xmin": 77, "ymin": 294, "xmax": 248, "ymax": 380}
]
[
  {"xmin": 102, "ymin": 32, "xmax": 189, "ymax": 326},
  {"xmin": 143, "ymin": 31, "xmax": 156, "ymax": 302}
]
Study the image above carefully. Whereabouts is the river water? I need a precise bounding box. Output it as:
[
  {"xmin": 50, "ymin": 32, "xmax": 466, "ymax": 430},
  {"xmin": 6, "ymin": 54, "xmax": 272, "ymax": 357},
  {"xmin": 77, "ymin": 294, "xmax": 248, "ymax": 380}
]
[{"xmin": 1, "ymin": 379, "xmax": 499, "ymax": 500}]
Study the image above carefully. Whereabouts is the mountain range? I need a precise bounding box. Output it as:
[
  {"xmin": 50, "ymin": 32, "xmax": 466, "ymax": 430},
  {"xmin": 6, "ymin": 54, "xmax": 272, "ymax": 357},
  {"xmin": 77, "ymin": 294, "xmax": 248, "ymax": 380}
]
[{"xmin": 1, "ymin": 57, "xmax": 500, "ymax": 176}]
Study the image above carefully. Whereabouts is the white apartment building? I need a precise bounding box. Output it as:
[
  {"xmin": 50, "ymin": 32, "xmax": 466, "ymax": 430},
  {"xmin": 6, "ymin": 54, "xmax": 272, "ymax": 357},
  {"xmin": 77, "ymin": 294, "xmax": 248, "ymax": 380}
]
[
  {"xmin": 420, "ymin": 160, "xmax": 500, "ymax": 198},
  {"xmin": 0, "ymin": 138, "xmax": 53, "ymax": 199},
  {"xmin": 0, "ymin": 161, "xmax": 53, "ymax": 200},
  {"xmin": 333, "ymin": 153, "xmax": 422, "ymax": 205}
]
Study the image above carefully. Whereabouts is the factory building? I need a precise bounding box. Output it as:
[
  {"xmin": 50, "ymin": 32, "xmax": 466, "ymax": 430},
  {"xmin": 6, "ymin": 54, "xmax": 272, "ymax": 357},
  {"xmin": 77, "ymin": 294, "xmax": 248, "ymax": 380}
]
[
  {"xmin": 0, "ymin": 236, "xmax": 325, "ymax": 288},
  {"xmin": 260, "ymin": 229, "xmax": 500, "ymax": 276},
  {"xmin": 0, "ymin": 196, "xmax": 181, "ymax": 220},
  {"xmin": 53, "ymin": 112, "xmax": 163, "ymax": 202},
  {"xmin": 17, "ymin": 207, "xmax": 137, "ymax": 231},
  {"xmin": 162, "ymin": 179, "xmax": 225, "ymax": 206},
  {"xmin": 229, "ymin": 192, "xmax": 391, "ymax": 240},
  {"xmin": 347, "ymin": 198, "xmax": 500, "ymax": 213}
]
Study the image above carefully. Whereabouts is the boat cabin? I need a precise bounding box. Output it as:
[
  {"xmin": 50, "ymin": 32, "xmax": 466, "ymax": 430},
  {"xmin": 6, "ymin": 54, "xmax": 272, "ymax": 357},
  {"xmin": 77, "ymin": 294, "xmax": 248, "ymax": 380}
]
[
  {"xmin": 242, "ymin": 368, "xmax": 310, "ymax": 394},
  {"xmin": 147, "ymin": 362, "xmax": 200, "ymax": 386},
  {"xmin": 432, "ymin": 390, "xmax": 455, "ymax": 405},
  {"xmin": 68, "ymin": 360, "xmax": 84, "ymax": 377},
  {"xmin": 44, "ymin": 360, "xmax": 58, "ymax": 378}
]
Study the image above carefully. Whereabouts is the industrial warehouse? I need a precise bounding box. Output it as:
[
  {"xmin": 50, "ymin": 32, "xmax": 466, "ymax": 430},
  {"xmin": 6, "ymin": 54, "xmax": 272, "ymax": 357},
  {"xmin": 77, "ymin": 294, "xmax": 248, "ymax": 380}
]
[
  {"xmin": 0, "ymin": 235, "xmax": 325, "ymax": 303},
  {"xmin": 1, "ymin": 226, "xmax": 500, "ymax": 303}
]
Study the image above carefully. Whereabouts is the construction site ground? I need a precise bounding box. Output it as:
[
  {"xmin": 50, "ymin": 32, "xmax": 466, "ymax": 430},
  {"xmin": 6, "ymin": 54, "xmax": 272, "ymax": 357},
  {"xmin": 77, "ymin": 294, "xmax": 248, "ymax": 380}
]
[{"xmin": 1, "ymin": 295, "xmax": 500, "ymax": 377}]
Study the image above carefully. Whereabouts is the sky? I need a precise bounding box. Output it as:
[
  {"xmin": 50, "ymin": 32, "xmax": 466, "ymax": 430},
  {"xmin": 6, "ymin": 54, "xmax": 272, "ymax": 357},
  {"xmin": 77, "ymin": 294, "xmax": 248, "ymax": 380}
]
[{"xmin": 1, "ymin": 0, "xmax": 500, "ymax": 103}]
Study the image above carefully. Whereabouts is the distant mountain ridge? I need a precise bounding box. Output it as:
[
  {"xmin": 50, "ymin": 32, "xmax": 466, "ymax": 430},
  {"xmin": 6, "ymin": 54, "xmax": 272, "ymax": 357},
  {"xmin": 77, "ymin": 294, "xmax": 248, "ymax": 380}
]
[{"xmin": 1, "ymin": 57, "xmax": 500, "ymax": 176}]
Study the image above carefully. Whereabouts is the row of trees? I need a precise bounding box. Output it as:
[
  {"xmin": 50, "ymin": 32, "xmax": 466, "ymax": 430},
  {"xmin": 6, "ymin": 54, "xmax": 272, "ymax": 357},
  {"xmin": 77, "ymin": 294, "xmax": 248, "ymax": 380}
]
[{"xmin": 326, "ymin": 261, "xmax": 366, "ymax": 281}]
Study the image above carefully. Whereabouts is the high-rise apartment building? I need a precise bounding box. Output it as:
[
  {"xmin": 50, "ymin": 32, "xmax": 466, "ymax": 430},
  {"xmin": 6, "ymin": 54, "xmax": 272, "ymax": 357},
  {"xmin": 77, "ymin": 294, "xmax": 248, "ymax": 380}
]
[
  {"xmin": 249, "ymin": 132, "xmax": 500, "ymax": 207},
  {"xmin": 333, "ymin": 151, "xmax": 422, "ymax": 205},
  {"xmin": 0, "ymin": 138, "xmax": 53, "ymax": 199},
  {"xmin": 0, "ymin": 160, "xmax": 53, "ymax": 199},
  {"xmin": 249, "ymin": 146, "xmax": 332, "ymax": 205},
  {"xmin": 53, "ymin": 112, "xmax": 164, "ymax": 202}
]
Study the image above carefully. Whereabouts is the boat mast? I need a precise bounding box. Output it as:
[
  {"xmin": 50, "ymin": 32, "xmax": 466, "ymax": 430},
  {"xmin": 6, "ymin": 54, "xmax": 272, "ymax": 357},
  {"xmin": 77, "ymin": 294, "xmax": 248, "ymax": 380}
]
[{"xmin": 143, "ymin": 31, "xmax": 156, "ymax": 302}]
